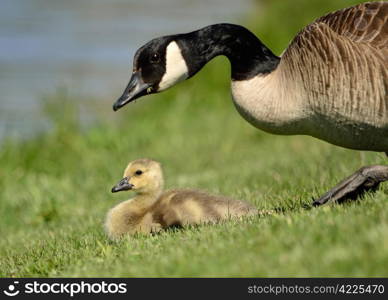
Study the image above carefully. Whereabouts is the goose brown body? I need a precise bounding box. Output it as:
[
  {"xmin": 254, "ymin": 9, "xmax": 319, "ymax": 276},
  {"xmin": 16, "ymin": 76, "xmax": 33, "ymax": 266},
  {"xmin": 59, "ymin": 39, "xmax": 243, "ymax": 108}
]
[{"xmin": 232, "ymin": 2, "xmax": 388, "ymax": 151}]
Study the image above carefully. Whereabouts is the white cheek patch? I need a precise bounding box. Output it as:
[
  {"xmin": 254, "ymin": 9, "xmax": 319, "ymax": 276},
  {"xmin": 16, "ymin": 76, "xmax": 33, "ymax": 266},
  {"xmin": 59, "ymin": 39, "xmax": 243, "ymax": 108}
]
[{"xmin": 158, "ymin": 41, "xmax": 189, "ymax": 91}]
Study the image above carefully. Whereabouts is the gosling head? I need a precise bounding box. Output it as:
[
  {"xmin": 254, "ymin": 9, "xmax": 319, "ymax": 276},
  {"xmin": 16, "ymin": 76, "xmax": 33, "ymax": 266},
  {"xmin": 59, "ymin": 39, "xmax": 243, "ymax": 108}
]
[{"xmin": 111, "ymin": 158, "xmax": 164, "ymax": 195}]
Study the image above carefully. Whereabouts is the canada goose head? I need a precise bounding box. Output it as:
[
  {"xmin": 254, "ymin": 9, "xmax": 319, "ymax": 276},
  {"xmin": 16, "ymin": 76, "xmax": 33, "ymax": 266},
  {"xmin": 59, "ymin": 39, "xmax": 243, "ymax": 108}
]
[
  {"xmin": 112, "ymin": 36, "xmax": 188, "ymax": 111},
  {"xmin": 111, "ymin": 158, "xmax": 164, "ymax": 195},
  {"xmin": 113, "ymin": 23, "xmax": 279, "ymax": 111}
]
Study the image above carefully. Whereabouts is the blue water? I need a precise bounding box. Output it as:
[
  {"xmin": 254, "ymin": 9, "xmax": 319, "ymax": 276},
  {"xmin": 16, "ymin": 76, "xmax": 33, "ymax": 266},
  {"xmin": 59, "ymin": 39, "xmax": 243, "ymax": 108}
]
[{"xmin": 0, "ymin": 0, "xmax": 252, "ymax": 139}]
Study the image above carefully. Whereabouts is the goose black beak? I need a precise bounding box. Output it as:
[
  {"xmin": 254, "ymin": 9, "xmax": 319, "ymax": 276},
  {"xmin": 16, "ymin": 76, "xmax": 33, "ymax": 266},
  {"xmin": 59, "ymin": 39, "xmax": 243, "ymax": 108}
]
[
  {"xmin": 111, "ymin": 177, "xmax": 134, "ymax": 193},
  {"xmin": 113, "ymin": 71, "xmax": 152, "ymax": 111}
]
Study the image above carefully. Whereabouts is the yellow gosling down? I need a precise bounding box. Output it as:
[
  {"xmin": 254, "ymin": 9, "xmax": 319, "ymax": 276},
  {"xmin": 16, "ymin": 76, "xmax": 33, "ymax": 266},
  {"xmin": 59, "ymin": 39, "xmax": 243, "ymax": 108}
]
[{"xmin": 105, "ymin": 159, "xmax": 264, "ymax": 240}]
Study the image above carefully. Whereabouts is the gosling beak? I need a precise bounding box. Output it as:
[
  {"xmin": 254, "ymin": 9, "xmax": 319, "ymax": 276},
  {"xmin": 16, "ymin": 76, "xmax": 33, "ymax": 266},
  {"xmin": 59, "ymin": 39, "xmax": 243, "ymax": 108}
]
[
  {"xmin": 113, "ymin": 71, "xmax": 152, "ymax": 111},
  {"xmin": 111, "ymin": 177, "xmax": 134, "ymax": 193}
]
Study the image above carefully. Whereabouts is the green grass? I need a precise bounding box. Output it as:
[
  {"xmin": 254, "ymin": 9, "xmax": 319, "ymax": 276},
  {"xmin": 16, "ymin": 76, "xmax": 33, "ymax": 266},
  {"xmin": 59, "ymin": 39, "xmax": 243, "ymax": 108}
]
[{"xmin": 1, "ymin": 0, "xmax": 387, "ymax": 277}]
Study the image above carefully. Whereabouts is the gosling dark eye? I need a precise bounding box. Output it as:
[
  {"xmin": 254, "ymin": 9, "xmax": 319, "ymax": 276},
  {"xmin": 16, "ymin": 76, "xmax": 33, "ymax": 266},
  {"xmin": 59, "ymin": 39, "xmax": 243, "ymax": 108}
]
[
  {"xmin": 135, "ymin": 170, "xmax": 143, "ymax": 176},
  {"xmin": 150, "ymin": 53, "xmax": 160, "ymax": 63}
]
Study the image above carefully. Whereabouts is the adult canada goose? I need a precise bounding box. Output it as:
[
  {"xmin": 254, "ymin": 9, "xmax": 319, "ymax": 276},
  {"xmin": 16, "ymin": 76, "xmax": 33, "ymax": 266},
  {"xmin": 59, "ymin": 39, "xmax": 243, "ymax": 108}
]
[
  {"xmin": 105, "ymin": 158, "xmax": 259, "ymax": 239},
  {"xmin": 112, "ymin": 2, "xmax": 388, "ymax": 206}
]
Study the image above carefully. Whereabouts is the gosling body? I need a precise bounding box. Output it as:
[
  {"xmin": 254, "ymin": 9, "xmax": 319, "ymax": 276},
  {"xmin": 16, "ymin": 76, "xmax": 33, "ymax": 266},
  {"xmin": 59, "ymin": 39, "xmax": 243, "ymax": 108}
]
[{"xmin": 149, "ymin": 189, "xmax": 256, "ymax": 229}]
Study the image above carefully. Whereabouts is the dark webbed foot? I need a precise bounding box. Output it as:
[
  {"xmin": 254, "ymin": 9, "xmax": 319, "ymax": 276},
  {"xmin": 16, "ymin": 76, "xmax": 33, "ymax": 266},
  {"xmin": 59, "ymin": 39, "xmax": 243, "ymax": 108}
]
[{"xmin": 313, "ymin": 165, "xmax": 388, "ymax": 206}]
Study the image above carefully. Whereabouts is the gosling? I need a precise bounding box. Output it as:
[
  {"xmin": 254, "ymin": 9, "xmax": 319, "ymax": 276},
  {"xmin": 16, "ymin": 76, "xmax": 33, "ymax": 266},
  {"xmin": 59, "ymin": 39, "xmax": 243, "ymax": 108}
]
[{"xmin": 105, "ymin": 158, "xmax": 259, "ymax": 239}]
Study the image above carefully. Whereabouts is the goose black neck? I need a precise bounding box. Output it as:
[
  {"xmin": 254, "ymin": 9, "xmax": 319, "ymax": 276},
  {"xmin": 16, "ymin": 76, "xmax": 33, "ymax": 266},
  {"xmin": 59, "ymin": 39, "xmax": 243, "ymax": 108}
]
[{"xmin": 177, "ymin": 23, "xmax": 280, "ymax": 81}]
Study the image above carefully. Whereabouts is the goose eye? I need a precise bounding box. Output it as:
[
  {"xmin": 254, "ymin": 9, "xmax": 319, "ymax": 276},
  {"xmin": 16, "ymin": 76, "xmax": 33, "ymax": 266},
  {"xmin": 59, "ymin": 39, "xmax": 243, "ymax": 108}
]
[
  {"xmin": 150, "ymin": 53, "xmax": 160, "ymax": 63},
  {"xmin": 135, "ymin": 170, "xmax": 143, "ymax": 176}
]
